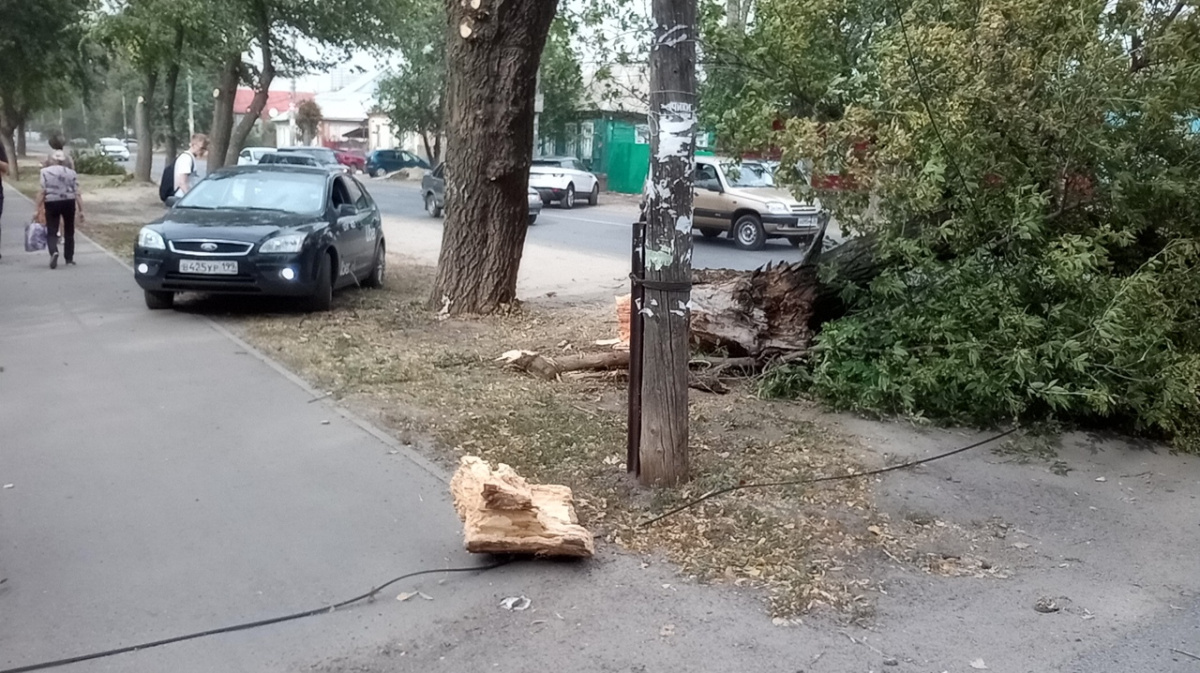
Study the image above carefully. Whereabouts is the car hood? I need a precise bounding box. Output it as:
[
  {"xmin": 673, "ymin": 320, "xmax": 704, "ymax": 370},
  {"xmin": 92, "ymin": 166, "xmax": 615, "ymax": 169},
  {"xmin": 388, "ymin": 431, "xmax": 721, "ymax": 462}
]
[
  {"xmin": 724, "ymin": 186, "xmax": 819, "ymax": 210},
  {"xmin": 152, "ymin": 209, "xmax": 325, "ymax": 243}
]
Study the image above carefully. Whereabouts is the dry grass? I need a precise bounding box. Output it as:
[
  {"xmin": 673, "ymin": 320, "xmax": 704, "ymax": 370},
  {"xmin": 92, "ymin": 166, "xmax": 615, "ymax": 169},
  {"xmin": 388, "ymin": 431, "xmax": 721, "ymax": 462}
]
[{"xmin": 221, "ymin": 262, "xmax": 896, "ymax": 620}]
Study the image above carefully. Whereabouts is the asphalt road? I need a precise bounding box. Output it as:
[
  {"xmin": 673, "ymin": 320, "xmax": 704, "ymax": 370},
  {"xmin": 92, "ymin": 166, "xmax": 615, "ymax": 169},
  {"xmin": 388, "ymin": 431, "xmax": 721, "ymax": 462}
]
[{"xmin": 364, "ymin": 180, "xmax": 835, "ymax": 273}]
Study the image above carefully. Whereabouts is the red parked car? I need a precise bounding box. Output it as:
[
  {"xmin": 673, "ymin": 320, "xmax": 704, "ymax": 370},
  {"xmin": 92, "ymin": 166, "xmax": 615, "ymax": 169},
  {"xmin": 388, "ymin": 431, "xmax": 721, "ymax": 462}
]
[{"xmin": 334, "ymin": 149, "xmax": 366, "ymax": 173}]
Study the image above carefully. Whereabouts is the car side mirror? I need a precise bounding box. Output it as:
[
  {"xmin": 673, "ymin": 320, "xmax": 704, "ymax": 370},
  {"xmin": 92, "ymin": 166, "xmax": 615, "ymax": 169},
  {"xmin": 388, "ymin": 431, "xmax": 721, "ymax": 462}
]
[
  {"xmin": 697, "ymin": 179, "xmax": 722, "ymax": 193},
  {"xmin": 165, "ymin": 195, "xmax": 180, "ymax": 208},
  {"xmin": 337, "ymin": 203, "xmax": 356, "ymax": 218}
]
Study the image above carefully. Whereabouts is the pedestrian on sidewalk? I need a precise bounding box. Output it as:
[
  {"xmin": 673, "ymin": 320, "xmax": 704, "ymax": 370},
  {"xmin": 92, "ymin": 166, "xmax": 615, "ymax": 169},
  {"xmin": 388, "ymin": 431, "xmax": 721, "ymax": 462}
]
[
  {"xmin": 174, "ymin": 133, "xmax": 209, "ymax": 197},
  {"xmin": 39, "ymin": 150, "xmax": 81, "ymax": 269},
  {"xmin": 0, "ymin": 139, "xmax": 8, "ymax": 260}
]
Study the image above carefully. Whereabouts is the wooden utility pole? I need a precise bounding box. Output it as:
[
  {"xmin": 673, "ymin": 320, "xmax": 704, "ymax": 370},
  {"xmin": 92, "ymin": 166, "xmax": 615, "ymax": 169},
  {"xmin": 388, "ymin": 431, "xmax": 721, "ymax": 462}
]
[{"xmin": 637, "ymin": 0, "xmax": 697, "ymax": 486}]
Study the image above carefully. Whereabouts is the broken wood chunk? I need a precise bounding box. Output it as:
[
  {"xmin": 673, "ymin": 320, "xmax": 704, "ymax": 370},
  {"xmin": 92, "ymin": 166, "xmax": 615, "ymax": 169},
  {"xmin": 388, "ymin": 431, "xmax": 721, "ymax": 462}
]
[{"xmin": 450, "ymin": 456, "xmax": 594, "ymax": 558}]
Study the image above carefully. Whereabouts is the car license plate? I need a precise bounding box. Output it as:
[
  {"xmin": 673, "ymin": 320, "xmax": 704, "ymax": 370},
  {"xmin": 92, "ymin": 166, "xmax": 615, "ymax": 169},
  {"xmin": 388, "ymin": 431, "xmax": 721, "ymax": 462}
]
[{"xmin": 179, "ymin": 259, "xmax": 238, "ymax": 275}]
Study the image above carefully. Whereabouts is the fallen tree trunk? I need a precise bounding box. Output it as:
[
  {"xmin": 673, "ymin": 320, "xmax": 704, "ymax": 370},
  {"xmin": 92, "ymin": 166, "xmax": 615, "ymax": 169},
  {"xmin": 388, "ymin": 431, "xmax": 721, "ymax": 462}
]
[
  {"xmin": 450, "ymin": 456, "xmax": 594, "ymax": 558},
  {"xmin": 688, "ymin": 234, "xmax": 879, "ymax": 356},
  {"xmin": 690, "ymin": 261, "xmax": 820, "ymax": 356}
]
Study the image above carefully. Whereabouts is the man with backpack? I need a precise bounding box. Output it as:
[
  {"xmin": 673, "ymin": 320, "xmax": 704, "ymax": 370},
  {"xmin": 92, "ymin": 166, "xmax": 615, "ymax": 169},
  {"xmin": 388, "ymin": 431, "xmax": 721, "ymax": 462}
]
[{"xmin": 161, "ymin": 134, "xmax": 209, "ymax": 202}]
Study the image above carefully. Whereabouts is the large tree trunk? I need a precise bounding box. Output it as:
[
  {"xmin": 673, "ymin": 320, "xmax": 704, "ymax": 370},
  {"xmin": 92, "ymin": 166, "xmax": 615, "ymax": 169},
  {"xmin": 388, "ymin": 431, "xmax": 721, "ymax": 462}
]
[
  {"xmin": 163, "ymin": 25, "xmax": 185, "ymax": 162},
  {"xmin": 428, "ymin": 0, "xmax": 560, "ymax": 314},
  {"xmin": 208, "ymin": 52, "xmax": 241, "ymax": 172},
  {"xmin": 16, "ymin": 120, "xmax": 26, "ymax": 156},
  {"xmin": 134, "ymin": 69, "xmax": 158, "ymax": 183},
  {"xmin": 228, "ymin": 2, "xmax": 276, "ymax": 163}
]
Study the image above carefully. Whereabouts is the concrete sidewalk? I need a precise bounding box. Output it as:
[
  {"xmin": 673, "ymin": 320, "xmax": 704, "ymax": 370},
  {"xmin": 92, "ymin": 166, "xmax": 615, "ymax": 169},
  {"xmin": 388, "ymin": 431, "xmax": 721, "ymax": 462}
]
[{"xmin": 0, "ymin": 186, "xmax": 496, "ymax": 670}]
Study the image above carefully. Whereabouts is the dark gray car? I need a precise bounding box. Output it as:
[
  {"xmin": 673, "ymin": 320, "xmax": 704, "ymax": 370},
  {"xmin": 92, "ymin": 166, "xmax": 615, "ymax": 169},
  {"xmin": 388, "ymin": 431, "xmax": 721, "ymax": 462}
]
[{"xmin": 421, "ymin": 164, "xmax": 543, "ymax": 224}]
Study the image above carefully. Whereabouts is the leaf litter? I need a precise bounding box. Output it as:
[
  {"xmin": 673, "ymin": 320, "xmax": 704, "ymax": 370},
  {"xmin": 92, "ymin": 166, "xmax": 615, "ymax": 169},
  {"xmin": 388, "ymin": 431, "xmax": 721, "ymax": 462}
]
[{"xmin": 231, "ymin": 262, "xmax": 1010, "ymax": 621}]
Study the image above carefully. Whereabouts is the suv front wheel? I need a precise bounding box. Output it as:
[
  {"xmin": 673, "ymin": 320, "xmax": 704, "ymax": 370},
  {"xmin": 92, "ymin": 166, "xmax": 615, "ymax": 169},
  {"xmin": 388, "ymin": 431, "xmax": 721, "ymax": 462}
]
[{"xmin": 733, "ymin": 214, "xmax": 766, "ymax": 251}]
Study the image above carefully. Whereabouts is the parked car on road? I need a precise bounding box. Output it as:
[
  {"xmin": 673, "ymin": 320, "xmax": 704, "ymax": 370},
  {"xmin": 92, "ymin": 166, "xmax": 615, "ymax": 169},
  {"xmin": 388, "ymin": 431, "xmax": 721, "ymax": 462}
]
[
  {"xmin": 97, "ymin": 138, "xmax": 130, "ymax": 162},
  {"xmin": 259, "ymin": 152, "xmax": 323, "ymax": 168},
  {"xmin": 528, "ymin": 157, "xmax": 599, "ymax": 209},
  {"xmin": 276, "ymin": 146, "xmax": 349, "ymax": 173},
  {"xmin": 335, "ymin": 149, "xmax": 366, "ymax": 173},
  {"xmin": 421, "ymin": 164, "xmax": 543, "ymax": 224},
  {"xmin": 365, "ymin": 149, "xmax": 430, "ymax": 177},
  {"xmin": 134, "ymin": 166, "xmax": 386, "ymax": 312},
  {"xmin": 237, "ymin": 146, "xmax": 275, "ymax": 165},
  {"xmin": 690, "ymin": 155, "xmax": 821, "ymax": 250}
]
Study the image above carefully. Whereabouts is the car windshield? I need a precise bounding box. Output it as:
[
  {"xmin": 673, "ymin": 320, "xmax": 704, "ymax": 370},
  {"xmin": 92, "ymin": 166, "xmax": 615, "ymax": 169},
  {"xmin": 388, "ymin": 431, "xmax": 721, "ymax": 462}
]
[
  {"xmin": 177, "ymin": 171, "xmax": 326, "ymax": 215},
  {"xmin": 721, "ymin": 162, "xmax": 775, "ymax": 188}
]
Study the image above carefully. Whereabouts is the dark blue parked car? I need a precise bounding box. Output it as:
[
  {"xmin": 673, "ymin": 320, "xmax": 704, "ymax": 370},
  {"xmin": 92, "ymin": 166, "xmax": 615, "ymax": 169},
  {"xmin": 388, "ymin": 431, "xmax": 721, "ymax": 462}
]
[
  {"xmin": 135, "ymin": 166, "xmax": 386, "ymax": 312},
  {"xmin": 365, "ymin": 149, "xmax": 430, "ymax": 177}
]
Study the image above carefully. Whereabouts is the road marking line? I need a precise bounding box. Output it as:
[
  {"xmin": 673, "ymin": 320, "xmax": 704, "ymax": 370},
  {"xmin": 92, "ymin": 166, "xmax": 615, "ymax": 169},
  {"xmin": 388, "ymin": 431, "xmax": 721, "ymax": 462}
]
[{"xmin": 544, "ymin": 215, "xmax": 633, "ymax": 227}]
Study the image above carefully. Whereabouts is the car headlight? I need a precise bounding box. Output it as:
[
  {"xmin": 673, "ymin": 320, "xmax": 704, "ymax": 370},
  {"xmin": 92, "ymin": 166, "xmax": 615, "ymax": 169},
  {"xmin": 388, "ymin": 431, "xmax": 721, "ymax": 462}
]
[
  {"xmin": 138, "ymin": 227, "xmax": 166, "ymax": 250},
  {"xmin": 259, "ymin": 233, "xmax": 306, "ymax": 254},
  {"xmin": 764, "ymin": 202, "xmax": 790, "ymax": 214}
]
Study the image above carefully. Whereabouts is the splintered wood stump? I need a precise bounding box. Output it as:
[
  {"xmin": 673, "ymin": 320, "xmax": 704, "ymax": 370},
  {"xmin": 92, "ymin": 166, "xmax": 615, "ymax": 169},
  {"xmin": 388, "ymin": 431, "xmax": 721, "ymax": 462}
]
[
  {"xmin": 690, "ymin": 261, "xmax": 820, "ymax": 357},
  {"xmin": 450, "ymin": 456, "xmax": 594, "ymax": 558}
]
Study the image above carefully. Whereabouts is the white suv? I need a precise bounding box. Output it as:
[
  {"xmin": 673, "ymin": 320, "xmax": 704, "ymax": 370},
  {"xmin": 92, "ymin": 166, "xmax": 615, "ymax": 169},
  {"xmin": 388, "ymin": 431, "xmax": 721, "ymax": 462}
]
[{"xmin": 529, "ymin": 157, "xmax": 599, "ymax": 209}]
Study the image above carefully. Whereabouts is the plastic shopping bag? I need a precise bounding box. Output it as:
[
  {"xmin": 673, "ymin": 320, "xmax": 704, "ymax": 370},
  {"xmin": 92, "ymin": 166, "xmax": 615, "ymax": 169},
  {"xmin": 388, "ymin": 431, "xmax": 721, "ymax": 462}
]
[{"xmin": 25, "ymin": 221, "xmax": 48, "ymax": 252}]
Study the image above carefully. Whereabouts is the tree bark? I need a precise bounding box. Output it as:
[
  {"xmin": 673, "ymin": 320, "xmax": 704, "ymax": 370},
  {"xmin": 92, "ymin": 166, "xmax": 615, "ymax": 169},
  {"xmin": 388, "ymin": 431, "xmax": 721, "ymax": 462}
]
[
  {"xmin": 16, "ymin": 121, "xmax": 26, "ymax": 156},
  {"xmin": 638, "ymin": 0, "xmax": 698, "ymax": 486},
  {"xmin": 208, "ymin": 52, "xmax": 241, "ymax": 173},
  {"xmin": 429, "ymin": 0, "xmax": 560, "ymax": 314},
  {"xmin": 228, "ymin": 2, "xmax": 276, "ymax": 163},
  {"xmin": 134, "ymin": 69, "xmax": 158, "ymax": 183},
  {"xmin": 421, "ymin": 131, "xmax": 435, "ymax": 165},
  {"xmin": 163, "ymin": 24, "xmax": 185, "ymax": 162}
]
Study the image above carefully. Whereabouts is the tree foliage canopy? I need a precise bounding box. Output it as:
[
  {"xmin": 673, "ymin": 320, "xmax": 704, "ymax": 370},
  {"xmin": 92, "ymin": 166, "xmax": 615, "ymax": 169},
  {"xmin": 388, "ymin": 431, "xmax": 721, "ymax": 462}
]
[{"xmin": 746, "ymin": 0, "xmax": 1200, "ymax": 448}]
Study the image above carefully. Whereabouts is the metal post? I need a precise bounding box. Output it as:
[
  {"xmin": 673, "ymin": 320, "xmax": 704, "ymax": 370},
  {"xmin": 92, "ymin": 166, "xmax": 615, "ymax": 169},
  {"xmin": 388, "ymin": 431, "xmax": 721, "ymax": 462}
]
[
  {"xmin": 627, "ymin": 219, "xmax": 646, "ymax": 476},
  {"xmin": 187, "ymin": 70, "xmax": 195, "ymax": 136}
]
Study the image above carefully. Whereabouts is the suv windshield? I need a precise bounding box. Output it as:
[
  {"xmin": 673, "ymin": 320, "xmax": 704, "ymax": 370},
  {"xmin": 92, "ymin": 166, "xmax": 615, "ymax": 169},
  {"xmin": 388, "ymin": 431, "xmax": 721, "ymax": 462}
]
[
  {"xmin": 178, "ymin": 171, "xmax": 326, "ymax": 215},
  {"xmin": 721, "ymin": 162, "xmax": 775, "ymax": 188}
]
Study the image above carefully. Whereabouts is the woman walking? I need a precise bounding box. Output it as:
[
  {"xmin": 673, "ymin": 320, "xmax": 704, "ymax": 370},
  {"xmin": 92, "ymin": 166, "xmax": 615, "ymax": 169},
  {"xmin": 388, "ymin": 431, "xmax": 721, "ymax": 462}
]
[{"xmin": 40, "ymin": 150, "xmax": 81, "ymax": 269}]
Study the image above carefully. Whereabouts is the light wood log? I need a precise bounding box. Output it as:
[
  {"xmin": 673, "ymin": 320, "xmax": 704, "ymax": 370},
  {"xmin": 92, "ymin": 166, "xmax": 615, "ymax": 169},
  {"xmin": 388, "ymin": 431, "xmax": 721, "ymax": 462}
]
[{"xmin": 450, "ymin": 456, "xmax": 594, "ymax": 558}]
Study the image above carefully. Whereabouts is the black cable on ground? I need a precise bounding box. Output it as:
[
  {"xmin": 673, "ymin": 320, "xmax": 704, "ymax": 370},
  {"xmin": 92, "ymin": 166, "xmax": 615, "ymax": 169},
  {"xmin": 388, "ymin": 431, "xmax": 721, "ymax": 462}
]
[
  {"xmin": 639, "ymin": 427, "xmax": 1018, "ymax": 527},
  {"xmin": 0, "ymin": 558, "xmax": 513, "ymax": 673}
]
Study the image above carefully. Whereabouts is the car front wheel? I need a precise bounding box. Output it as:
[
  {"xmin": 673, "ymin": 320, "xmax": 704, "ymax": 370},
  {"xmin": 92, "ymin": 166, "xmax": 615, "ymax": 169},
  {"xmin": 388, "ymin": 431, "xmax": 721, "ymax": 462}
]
[
  {"xmin": 561, "ymin": 184, "xmax": 576, "ymax": 209},
  {"xmin": 425, "ymin": 192, "xmax": 443, "ymax": 218},
  {"xmin": 733, "ymin": 214, "xmax": 766, "ymax": 251},
  {"xmin": 144, "ymin": 290, "xmax": 175, "ymax": 310},
  {"xmin": 588, "ymin": 183, "xmax": 599, "ymax": 206},
  {"xmin": 307, "ymin": 252, "xmax": 334, "ymax": 312}
]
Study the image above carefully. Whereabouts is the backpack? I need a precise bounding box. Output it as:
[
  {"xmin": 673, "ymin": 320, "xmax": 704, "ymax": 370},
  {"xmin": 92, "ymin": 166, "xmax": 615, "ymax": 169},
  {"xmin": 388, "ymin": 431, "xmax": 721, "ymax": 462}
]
[
  {"xmin": 159, "ymin": 159, "xmax": 176, "ymax": 203},
  {"xmin": 159, "ymin": 152, "xmax": 194, "ymax": 202}
]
